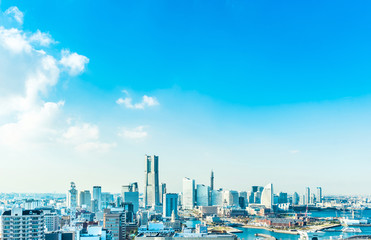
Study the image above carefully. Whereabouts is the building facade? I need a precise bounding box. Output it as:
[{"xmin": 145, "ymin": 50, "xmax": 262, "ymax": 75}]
[{"xmin": 144, "ymin": 155, "xmax": 160, "ymax": 208}]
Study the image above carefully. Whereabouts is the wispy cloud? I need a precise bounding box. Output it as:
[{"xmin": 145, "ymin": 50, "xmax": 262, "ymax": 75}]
[
  {"xmin": 118, "ymin": 126, "xmax": 148, "ymax": 139},
  {"xmin": 116, "ymin": 90, "xmax": 159, "ymax": 109},
  {"xmin": 289, "ymin": 150, "xmax": 300, "ymax": 154},
  {"xmin": 5, "ymin": 6, "xmax": 24, "ymax": 24}
]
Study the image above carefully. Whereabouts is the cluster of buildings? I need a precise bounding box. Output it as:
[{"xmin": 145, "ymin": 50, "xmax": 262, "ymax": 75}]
[{"xmin": 2, "ymin": 154, "xmax": 360, "ymax": 240}]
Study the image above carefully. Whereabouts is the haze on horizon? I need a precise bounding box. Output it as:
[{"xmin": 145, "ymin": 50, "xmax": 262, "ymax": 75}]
[{"xmin": 0, "ymin": 0, "xmax": 370, "ymax": 196}]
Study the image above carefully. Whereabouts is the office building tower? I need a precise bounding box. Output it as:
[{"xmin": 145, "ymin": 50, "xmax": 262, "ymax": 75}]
[
  {"xmin": 91, "ymin": 199, "xmax": 99, "ymax": 213},
  {"xmin": 239, "ymin": 191, "xmax": 247, "ymax": 209},
  {"xmin": 261, "ymin": 183, "xmax": 273, "ymax": 209},
  {"xmin": 144, "ymin": 155, "xmax": 160, "ymax": 208},
  {"xmin": 45, "ymin": 212, "xmax": 60, "ymax": 232},
  {"xmin": 182, "ymin": 177, "xmax": 195, "ymax": 209},
  {"xmin": 102, "ymin": 192, "xmax": 114, "ymax": 209},
  {"xmin": 103, "ymin": 209, "xmax": 127, "ymax": 240},
  {"xmin": 278, "ymin": 192, "xmax": 288, "ymax": 204},
  {"xmin": 196, "ymin": 184, "xmax": 210, "ymax": 207},
  {"xmin": 305, "ymin": 187, "xmax": 310, "ymax": 205},
  {"xmin": 292, "ymin": 192, "xmax": 300, "ymax": 205},
  {"xmin": 93, "ymin": 186, "xmax": 102, "ymax": 210},
  {"xmin": 252, "ymin": 186, "xmax": 259, "ymax": 193},
  {"xmin": 121, "ymin": 183, "xmax": 139, "ymax": 213},
  {"xmin": 1, "ymin": 208, "xmax": 45, "ymax": 240},
  {"xmin": 316, "ymin": 187, "xmax": 323, "ymax": 203},
  {"xmin": 254, "ymin": 192, "xmax": 261, "ymax": 204},
  {"xmin": 79, "ymin": 190, "xmax": 92, "ymax": 209},
  {"xmin": 67, "ymin": 182, "xmax": 78, "ymax": 209},
  {"xmin": 160, "ymin": 183, "xmax": 167, "ymax": 204},
  {"xmin": 163, "ymin": 193, "xmax": 178, "ymax": 218},
  {"xmin": 210, "ymin": 170, "xmax": 214, "ymax": 190},
  {"xmin": 211, "ymin": 189, "xmax": 223, "ymax": 206}
]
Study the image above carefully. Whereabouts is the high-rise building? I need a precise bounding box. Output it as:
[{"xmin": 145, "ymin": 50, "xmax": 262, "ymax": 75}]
[
  {"xmin": 103, "ymin": 209, "xmax": 127, "ymax": 240},
  {"xmin": 102, "ymin": 192, "xmax": 114, "ymax": 209},
  {"xmin": 292, "ymin": 192, "xmax": 300, "ymax": 205},
  {"xmin": 305, "ymin": 187, "xmax": 310, "ymax": 205},
  {"xmin": 182, "ymin": 177, "xmax": 195, "ymax": 209},
  {"xmin": 196, "ymin": 184, "xmax": 210, "ymax": 207},
  {"xmin": 261, "ymin": 183, "xmax": 273, "ymax": 209},
  {"xmin": 239, "ymin": 191, "xmax": 248, "ymax": 209},
  {"xmin": 160, "ymin": 183, "xmax": 167, "ymax": 204},
  {"xmin": 144, "ymin": 155, "xmax": 160, "ymax": 208},
  {"xmin": 316, "ymin": 187, "xmax": 323, "ymax": 203},
  {"xmin": 163, "ymin": 193, "xmax": 178, "ymax": 218},
  {"xmin": 67, "ymin": 182, "xmax": 78, "ymax": 209},
  {"xmin": 45, "ymin": 212, "xmax": 60, "ymax": 232},
  {"xmin": 278, "ymin": 192, "xmax": 288, "ymax": 204},
  {"xmin": 93, "ymin": 186, "xmax": 102, "ymax": 210},
  {"xmin": 79, "ymin": 190, "xmax": 92, "ymax": 209},
  {"xmin": 121, "ymin": 183, "xmax": 139, "ymax": 213},
  {"xmin": 211, "ymin": 189, "xmax": 223, "ymax": 206},
  {"xmin": 1, "ymin": 208, "xmax": 45, "ymax": 240},
  {"xmin": 210, "ymin": 170, "xmax": 214, "ymax": 191}
]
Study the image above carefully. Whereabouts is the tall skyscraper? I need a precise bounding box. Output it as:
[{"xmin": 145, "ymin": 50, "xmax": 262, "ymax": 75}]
[
  {"xmin": 292, "ymin": 192, "xmax": 300, "ymax": 205},
  {"xmin": 144, "ymin": 155, "xmax": 160, "ymax": 208},
  {"xmin": 67, "ymin": 182, "xmax": 78, "ymax": 209},
  {"xmin": 210, "ymin": 170, "xmax": 214, "ymax": 190},
  {"xmin": 261, "ymin": 183, "xmax": 273, "ymax": 209},
  {"xmin": 196, "ymin": 184, "xmax": 210, "ymax": 206},
  {"xmin": 79, "ymin": 190, "xmax": 92, "ymax": 209},
  {"xmin": 1, "ymin": 208, "xmax": 45, "ymax": 240},
  {"xmin": 316, "ymin": 187, "xmax": 323, "ymax": 203},
  {"xmin": 121, "ymin": 183, "xmax": 139, "ymax": 213},
  {"xmin": 305, "ymin": 187, "xmax": 310, "ymax": 205},
  {"xmin": 160, "ymin": 183, "xmax": 167, "ymax": 204},
  {"xmin": 163, "ymin": 193, "xmax": 178, "ymax": 218},
  {"xmin": 182, "ymin": 177, "xmax": 195, "ymax": 209},
  {"xmin": 93, "ymin": 186, "xmax": 102, "ymax": 210}
]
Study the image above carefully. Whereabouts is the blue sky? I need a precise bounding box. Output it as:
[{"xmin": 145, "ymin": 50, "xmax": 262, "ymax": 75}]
[{"xmin": 0, "ymin": 0, "xmax": 371, "ymax": 195}]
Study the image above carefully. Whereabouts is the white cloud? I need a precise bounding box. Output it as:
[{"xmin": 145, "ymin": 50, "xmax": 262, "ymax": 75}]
[
  {"xmin": 0, "ymin": 26, "xmax": 31, "ymax": 53},
  {"xmin": 60, "ymin": 49, "xmax": 89, "ymax": 76},
  {"xmin": 5, "ymin": 6, "xmax": 24, "ymax": 24},
  {"xmin": 63, "ymin": 123, "xmax": 116, "ymax": 152},
  {"xmin": 29, "ymin": 30, "xmax": 55, "ymax": 47},
  {"xmin": 289, "ymin": 150, "xmax": 300, "ymax": 154},
  {"xmin": 116, "ymin": 93, "xmax": 159, "ymax": 109},
  {"xmin": 0, "ymin": 7, "xmax": 107, "ymax": 153},
  {"xmin": 118, "ymin": 126, "xmax": 148, "ymax": 139}
]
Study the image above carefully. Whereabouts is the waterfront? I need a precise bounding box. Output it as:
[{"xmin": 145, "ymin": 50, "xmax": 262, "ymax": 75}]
[{"xmin": 234, "ymin": 210, "xmax": 371, "ymax": 240}]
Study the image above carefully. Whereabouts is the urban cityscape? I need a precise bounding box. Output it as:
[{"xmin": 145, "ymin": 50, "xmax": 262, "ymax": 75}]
[
  {"xmin": 1, "ymin": 0, "xmax": 371, "ymax": 240},
  {"xmin": 0, "ymin": 155, "xmax": 370, "ymax": 240}
]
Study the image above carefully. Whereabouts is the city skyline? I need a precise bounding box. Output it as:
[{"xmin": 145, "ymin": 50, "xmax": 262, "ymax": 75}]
[{"xmin": 1, "ymin": 0, "xmax": 371, "ymax": 195}]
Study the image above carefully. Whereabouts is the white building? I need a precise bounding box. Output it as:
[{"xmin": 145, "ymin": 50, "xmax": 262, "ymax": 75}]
[
  {"xmin": 183, "ymin": 177, "xmax": 195, "ymax": 209},
  {"xmin": 261, "ymin": 183, "xmax": 273, "ymax": 209},
  {"xmin": 67, "ymin": 182, "xmax": 78, "ymax": 209},
  {"xmin": 1, "ymin": 208, "xmax": 45, "ymax": 240}
]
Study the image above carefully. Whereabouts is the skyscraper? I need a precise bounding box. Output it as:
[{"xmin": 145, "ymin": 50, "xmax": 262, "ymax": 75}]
[
  {"xmin": 196, "ymin": 184, "xmax": 210, "ymax": 206},
  {"xmin": 305, "ymin": 187, "xmax": 310, "ymax": 205},
  {"xmin": 67, "ymin": 182, "xmax": 78, "ymax": 209},
  {"xmin": 144, "ymin": 155, "xmax": 160, "ymax": 208},
  {"xmin": 210, "ymin": 170, "xmax": 214, "ymax": 190},
  {"xmin": 93, "ymin": 186, "xmax": 102, "ymax": 210},
  {"xmin": 160, "ymin": 183, "xmax": 167, "ymax": 204},
  {"xmin": 261, "ymin": 183, "xmax": 273, "ymax": 209},
  {"xmin": 163, "ymin": 193, "xmax": 178, "ymax": 218},
  {"xmin": 316, "ymin": 187, "xmax": 323, "ymax": 203},
  {"xmin": 182, "ymin": 177, "xmax": 195, "ymax": 209},
  {"xmin": 121, "ymin": 183, "xmax": 139, "ymax": 213},
  {"xmin": 79, "ymin": 190, "xmax": 92, "ymax": 209}
]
